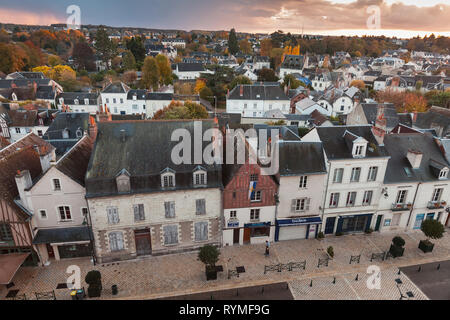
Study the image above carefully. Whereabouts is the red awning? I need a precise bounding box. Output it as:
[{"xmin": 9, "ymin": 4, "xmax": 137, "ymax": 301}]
[{"xmin": 0, "ymin": 253, "xmax": 30, "ymax": 285}]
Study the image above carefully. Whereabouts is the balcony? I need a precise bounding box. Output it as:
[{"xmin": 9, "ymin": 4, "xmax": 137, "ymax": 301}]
[
  {"xmin": 391, "ymin": 203, "xmax": 412, "ymax": 212},
  {"xmin": 427, "ymin": 201, "xmax": 447, "ymax": 210}
]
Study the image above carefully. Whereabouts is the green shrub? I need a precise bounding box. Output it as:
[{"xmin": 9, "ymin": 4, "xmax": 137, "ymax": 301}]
[
  {"xmin": 421, "ymin": 219, "xmax": 445, "ymax": 240},
  {"xmin": 87, "ymin": 284, "xmax": 102, "ymax": 298},
  {"xmin": 317, "ymin": 232, "xmax": 325, "ymax": 239},
  {"xmin": 198, "ymin": 245, "xmax": 220, "ymax": 268}
]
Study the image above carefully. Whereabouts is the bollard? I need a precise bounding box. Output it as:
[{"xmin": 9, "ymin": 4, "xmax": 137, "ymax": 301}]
[
  {"xmin": 286, "ymin": 283, "xmax": 289, "ymax": 290},
  {"xmin": 333, "ymin": 277, "xmax": 336, "ymax": 284},
  {"xmin": 236, "ymin": 289, "xmax": 239, "ymax": 297},
  {"xmin": 437, "ymin": 264, "xmax": 441, "ymax": 270},
  {"xmin": 310, "ymin": 280, "xmax": 313, "ymax": 287},
  {"xmin": 398, "ymin": 269, "xmax": 401, "ymax": 275},
  {"xmin": 355, "ymin": 274, "xmax": 359, "ymax": 281},
  {"xmin": 418, "ymin": 266, "xmax": 422, "ymax": 272},
  {"xmin": 211, "ymin": 295, "xmax": 213, "ymax": 300}
]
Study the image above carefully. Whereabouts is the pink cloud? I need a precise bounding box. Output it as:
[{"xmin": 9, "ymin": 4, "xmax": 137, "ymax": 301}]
[{"xmin": 0, "ymin": 8, "xmax": 62, "ymax": 26}]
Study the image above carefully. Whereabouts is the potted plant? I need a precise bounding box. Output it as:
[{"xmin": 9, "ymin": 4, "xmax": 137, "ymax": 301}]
[
  {"xmin": 317, "ymin": 232, "xmax": 325, "ymax": 240},
  {"xmin": 85, "ymin": 270, "xmax": 102, "ymax": 298},
  {"xmin": 198, "ymin": 245, "xmax": 220, "ymax": 281},
  {"xmin": 389, "ymin": 236, "xmax": 405, "ymax": 258},
  {"xmin": 327, "ymin": 246, "xmax": 334, "ymax": 259},
  {"xmin": 365, "ymin": 228, "xmax": 373, "ymax": 235},
  {"xmin": 419, "ymin": 219, "xmax": 445, "ymax": 253}
]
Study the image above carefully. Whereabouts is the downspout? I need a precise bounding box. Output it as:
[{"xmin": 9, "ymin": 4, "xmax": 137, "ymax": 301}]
[
  {"xmin": 320, "ymin": 160, "xmax": 332, "ymax": 234},
  {"xmin": 406, "ymin": 182, "xmax": 421, "ymax": 231}
]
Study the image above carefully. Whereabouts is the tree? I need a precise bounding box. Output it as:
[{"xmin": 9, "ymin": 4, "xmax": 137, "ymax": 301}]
[
  {"xmin": 126, "ymin": 36, "xmax": 146, "ymax": 63},
  {"xmin": 228, "ymin": 28, "xmax": 239, "ymax": 56},
  {"xmin": 47, "ymin": 54, "xmax": 62, "ymax": 67},
  {"xmin": 281, "ymin": 74, "xmax": 303, "ymax": 90},
  {"xmin": 421, "ymin": 219, "xmax": 445, "ymax": 241},
  {"xmin": 198, "ymin": 245, "xmax": 220, "ymax": 268},
  {"xmin": 404, "ymin": 93, "xmax": 428, "ymax": 113},
  {"xmin": 229, "ymin": 75, "xmax": 252, "ymax": 90},
  {"xmin": 94, "ymin": 27, "xmax": 116, "ymax": 68},
  {"xmin": 153, "ymin": 101, "xmax": 208, "ymax": 120},
  {"xmin": 199, "ymin": 86, "xmax": 214, "ymax": 103},
  {"xmin": 260, "ymin": 39, "xmax": 272, "ymax": 57},
  {"xmin": 0, "ymin": 43, "xmax": 14, "ymax": 73},
  {"xmin": 122, "ymin": 50, "xmax": 136, "ymax": 71},
  {"xmin": 239, "ymin": 39, "xmax": 252, "ymax": 54},
  {"xmin": 72, "ymin": 42, "xmax": 95, "ymax": 71},
  {"xmin": 270, "ymin": 48, "xmax": 285, "ymax": 69},
  {"xmin": 141, "ymin": 56, "xmax": 159, "ymax": 91},
  {"xmin": 85, "ymin": 270, "xmax": 102, "ymax": 298},
  {"xmin": 122, "ymin": 70, "xmax": 137, "ymax": 85},
  {"xmin": 194, "ymin": 79, "xmax": 206, "ymax": 94},
  {"xmin": 155, "ymin": 54, "xmax": 173, "ymax": 86},
  {"xmin": 257, "ymin": 68, "xmax": 279, "ymax": 82},
  {"xmin": 350, "ymin": 80, "xmax": 366, "ymax": 90}
]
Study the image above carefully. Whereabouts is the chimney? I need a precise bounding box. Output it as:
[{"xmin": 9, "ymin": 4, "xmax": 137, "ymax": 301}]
[
  {"xmin": 88, "ymin": 116, "xmax": 98, "ymax": 140},
  {"xmin": 412, "ymin": 111, "xmax": 418, "ymax": 123},
  {"xmin": 407, "ymin": 150, "xmax": 423, "ymax": 169},
  {"xmin": 15, "ymin": 170, "xmax": 33, "ymax": 211},
  {"xmin": 239, "ymin": 85, "xmax": 244, "ymax": 97},
  {"xmin": 372, "ymin": 104, "xmax": 387, "ymax": 145}
]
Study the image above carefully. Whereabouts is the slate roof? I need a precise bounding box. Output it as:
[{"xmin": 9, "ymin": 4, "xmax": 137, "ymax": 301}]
[
  {"xmin": 278, "ymin": 141, "xmax": 327, "ymax": 176},
  {"xmin": 413, "ymin": 107, "xmax": 450, "ymax": 136},
  {"xmin": 57, "ymin": 92, "xmax": 99, "ymax": 105},
  {"xmin": 146, "ymin": 92, "xmax": 174, "ymax": 100},
  {"xmin": 361, "ymin": 103, "xmax": 398, "ymax": 129},
  {"xmin": 36, "ymin": 86, "xmax": 56, "ymax": 100},
  {"xmin": 85, "ymin": 120, "xmax": 222, "ymax": 198},
  {"xmin": 177, "ymin": 63, "xmax": 205, "ymax": 72},
  {"xmin": 316, "ymin": 125, "xmax": 389, "ymax": 160},
  {"xmin": 383, "ymin": 133, "xmax": 450, "ymax": 184},
  {"xmin": 33, "ymin": 226, "xmax": 91, "ymax": 244},
  {"xmin": 127, "ymin": 89, "xmax": 147, "ymax": 100},
  {"xmin": 102, "ymin": 82, "xmax": 130, "ymax": 94},
  {"xmin": 228, "ymin": 84, "xmax": 289, "ymax": 101},
  {"xmin": 7, "ymin": 72, "xmax": 46, "ymax": 80},
  {"xmin": 0, "ymin": 133, "xmax": 54, "ymax": 159},
  {"xmin": 281, "ymin": 55, "xmax": 305, "ymax": 70},
  {"xmin": 55, "ymin": 135, "xmax": 94, "ymax": 187}
]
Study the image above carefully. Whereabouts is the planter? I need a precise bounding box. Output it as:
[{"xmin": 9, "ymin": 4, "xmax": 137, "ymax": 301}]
[
  {"xmin": 87, "ymin": 284, "xmax": 102, "ymax": 298},
  {"xmin": 419, "ymin": 240, "xmax": 434, "ymax": 253},
  {"xmin": 205, "ymin": 266, "xmax": 218, "ymax": 281},
  {"xmin": 111, "ymin": 285, "xmax": 118, "ymax": 296},
  {"xmin": 389, "ymin": 244, "xmax": 405, "ymax": 258}
]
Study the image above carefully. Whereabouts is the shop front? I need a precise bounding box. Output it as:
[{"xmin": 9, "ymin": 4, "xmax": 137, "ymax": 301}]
[
  {"xmin": 243, "ymin": 222, "xmax": 272, "ymax": 245},
  {"xmin": 275, "ymin": 217, "xmax": 322, "ymax": 241},
  {"xmin": 336, "ymin": 214, "xmax": 373, "ymax": 234}
]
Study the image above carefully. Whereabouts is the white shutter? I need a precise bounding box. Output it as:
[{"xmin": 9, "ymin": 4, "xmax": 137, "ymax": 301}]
[
  {"xmin": 170, "ymin": 202, "xmax": 175, "ymax": 218},
  {"xmin": 291, "ymin": 199, "xmax": 297, "ymax": 213},
  {"xmin": 116, "ymin": 232, "xmax": 124, "ymax": 250},
  {"xmin": 306, "ymin": 198, "xmax": 310, "ymax": 211}
]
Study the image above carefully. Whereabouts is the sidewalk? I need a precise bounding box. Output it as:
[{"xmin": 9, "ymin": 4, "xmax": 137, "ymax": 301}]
[{"xmin": 1, "ymin": 229, "xmax": 449, "ymax": 300}]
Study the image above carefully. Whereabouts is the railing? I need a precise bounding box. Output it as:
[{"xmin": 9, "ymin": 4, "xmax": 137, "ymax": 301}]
[
  {"xmin": 391, "ymin": 203, "xmax": 412, "ymax": 211},
  {"xmin": 264, "ymin": 261, "xmax": 307, "ymax": 274},
  {"xmin": 35, "ymin": 290, "xmax": 56, "ymax": 300},
  {"xmin": 427, "ymin": 201, "xmax": 446, "ymax": 210}
]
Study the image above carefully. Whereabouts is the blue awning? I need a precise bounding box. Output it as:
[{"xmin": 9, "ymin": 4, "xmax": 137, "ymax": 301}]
[
  {"xmin": 244, "ymin": 222, "xmax": 271, "ymax": 228},
  {"xmin": 277, "ymin": 217, "xmax": 322, "ymax": 227}
]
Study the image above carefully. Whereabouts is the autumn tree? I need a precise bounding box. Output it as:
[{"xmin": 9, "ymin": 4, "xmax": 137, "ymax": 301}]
[
  {"xmin": 153, "ymin": 100, "xmax": 208, "ymax": 120},
  {"xmin": 122, "ymin": 70, "xmax": 138, "ymax": 86},
  {"xmin": 155, "ymin": 54, "xmax": 173, "ymax": 86},
  {"xmin": 194, "ymin": 79, "xmax": 206, "ymax": 94},
  {"xmin": 350, "ymin": 80, "xmax": 366, "ymax": 90},
  {"xmin": 72, "ymin": 42, "xmax": 95, "ymax": 71},
  {"xmin": 239, "ymin": 39, "xmax": 252, "ymax": 54},
  {"xmin": 229, "ymin": 75, "xmax": 252, "ymax": 90},
  {"xmin": 260, "ymin": 39, "xmax": 273, "ymax": 57},
  {"xmin": 94, "ymin": 27, "xmax": 117, "ymax": 68},
  {"xmin": 281, "ymin": 74, "xmax": 304, "ymax": 90},
  {"xmin": 257, "ymin": 68, "xmax": 278, "ymax": 82},
  {"xmin": 122, "ymin": 50, "xmax": 136, "ymax": 71},
  {"xmin": 404, "ymin": 93, "xmax": 428, "ymax": 113},
  {"xmin": 0, "ymin": 43, "xmax": 14, "ymax": 73},
  {"xmin": 141, "ymin": 56, "xmax": 159, "ymax": 91}
]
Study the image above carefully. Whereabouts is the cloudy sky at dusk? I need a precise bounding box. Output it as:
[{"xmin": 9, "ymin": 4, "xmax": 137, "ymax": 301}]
[{"xmin": 0, "ymin": 0, "xmax": 449, "ymax": 38}]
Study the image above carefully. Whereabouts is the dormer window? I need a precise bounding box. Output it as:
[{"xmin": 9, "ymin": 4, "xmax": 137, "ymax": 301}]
[
  {"xmin": 116, "ymin": 169, "xmax": 131, "ymax": 193},
  {"xmin": 74, "ymin": 99, "xmax": 79, "ymax": 105},
  {"xmin": 84, "ymin": 98, "xmax": 89, "ymax": 105},
  {"xmin": 352, "ymin": 140, "xmax": 368, "ymax": 158},
  {"xmin": 193, "ymin": 167, "xmax": 207, "ymax": 186},
  {"xmin": 161, "ymin": 168, "xmax": 175, "ymax": 188},
  {"xmin": 439, "ymin": 168, "xmax": 449, "ymax": 180}
]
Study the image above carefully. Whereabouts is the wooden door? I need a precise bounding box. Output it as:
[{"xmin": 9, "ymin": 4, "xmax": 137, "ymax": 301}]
[
  {"xmin": 243, "ymin": 228, "xmax": 251, "ymax": 244},
  {"xmin": 233, "ymin": 229, "xmax": 240, "ymax": 244},
  {"xmin": 134, "ymin": 229, "xmax": 152, "ymax": 256}
]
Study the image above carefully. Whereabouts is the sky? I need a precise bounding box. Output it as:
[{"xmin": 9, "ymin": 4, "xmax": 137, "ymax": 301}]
[{"xmin": 0, "ymin": 0, "xmax": 449, "ymax": 38}]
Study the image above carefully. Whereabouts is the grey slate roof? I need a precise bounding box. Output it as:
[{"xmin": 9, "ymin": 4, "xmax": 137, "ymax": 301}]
[
  {"xmin": 177, "ymin": 63, "xmax": 205, "ymax": 72},
  {"xmin": 228, "ymin": 84, "xmax": 289, "ymax": 101},
  {"xmin": 413, "ymin": 107, "xmax": 450, "ymax": 136},
  {"xmin": 361, "ymin": 103, "xmax": 398, "ymax": 129},
  {"xmin": 278, "ymin": 141, "xmax": 326, "ymax": 176},
  {"xmin": 57, "ymin": 92, "xmax": 99, "ymax": 105},
  {"xmin": 127, "ymin": 89, "xmax": 147, "ymax": 100},
  {"xmin": 383, "ymin": 133, "xmax": 450, "ymax": 184},
  {"xmin": 33, "ymin": 226, "xmax": 91, "ymax": 244},
  {"xmin": 316, "ymin": 125, "xmax": 389, "ymax": 160},
  {"xmin": 281, "ymin": 55, "xmax": 305, "ymax": 69},
  {"xmin": 102, "ymin": 82, "xmax": 130, "ymax": 94},
  {"xmin": 85, "ymin": 120, "xmax": 222, "ymax": 198},
  {"xmin": 146, "ymin": 92, "xmax": 174, "ymax": 100}
]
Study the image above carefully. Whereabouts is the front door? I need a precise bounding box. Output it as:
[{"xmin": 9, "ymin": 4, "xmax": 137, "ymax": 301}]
[
  {"xmin": 46, "ymin": 244, "xmax": 55, "ymax": 258},
  {"xmin": 375, "ymin": 215, "xmax": 383, "ymax": 232},
  {"xmin": 325, "ymin": 217, "xmax": 336, "ymax": 235},
  {"xmin": 414, "ymin": 214, "xmax": 425, "ymax": 230},
  {"xmin": 134, "ymin": 229, "xmax": 152, "ymax": 256},
  {"xmin": 243, "ymin": 228, "xmax": 251, "ymax": 244},
  {"xmin": 233, "ymin": 229, "xmax": 240, "ymax": 245}
]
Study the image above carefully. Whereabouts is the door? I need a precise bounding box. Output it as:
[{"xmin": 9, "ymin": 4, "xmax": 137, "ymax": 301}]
[
  {"xmin": 278, "ymin": 225, "xmax": 308, "ymax": 241},
  {"xmin": 134, "ymin": 229, "xmax": 152, "ymax": 256},
  {"xmin": 325, "ymin": 217, "xmax": 336, "ymax": 235},
  {"xmin": 426, "ymin": 213, "xmax": 435, "ymax": 220},
  {"xmin": 58, "ymin": 244, "xmax": 91, "ymax": 259},
  {"xmin": 46, "ymin": 244, "xmax": 55, "ymax": 258},
  {"xmin": 375, "ymin": 215, "xmax": 383, "ymax": 232},
  {"xmin": 414, "ymin": 214, "xmax": 425, "ymax": 230},
  {"xmin": 233, "ymin": 229, "xmax": 240, "ymax": 245},
  {"xmin": 243, "ymin": 228, "xmax": 251, "ymax": 244}
]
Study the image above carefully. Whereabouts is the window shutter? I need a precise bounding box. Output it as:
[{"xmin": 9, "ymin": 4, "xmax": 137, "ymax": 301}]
[
  {"xmin": 306, "ymin": 198, "xmax": 310, "ymax": 211},
  {"xmin": 291, "ymin": 199, "xmax": 297, "ymax": 212},
  {"xmin": 170, "ymin": 202, "xmax": 175, "ymax": 218},
  {"xmin": 202, "ymin": 222, "xmax": 208, "ymax": 240},
  {"xmin": 113, "ymin": 208, "xmax": 119, "ymax": 224},
  {"xmin": 109, "ymin": 233, "xmax": 117, "ymax": 251},
  {"xmin": 163, "ymin": 226, "xmax": 170, "ymax": 244},
  {"xmin": 139, "ymin": 204, "xmax": 145, "ymax": 220},
  {"xmin": 107, "ymin": 208, "xmax": 113, "ymax": 224},
  {"xmin": 195, "ymin": 223, "xmax": 201, "ymax": 241},
  {"xmin": 133, "ymin": 205, "xmax": 139, "ymax": 221},
  {"xmin": 117, "ymin": 232, "xmax": 124, "ymax": 250}
]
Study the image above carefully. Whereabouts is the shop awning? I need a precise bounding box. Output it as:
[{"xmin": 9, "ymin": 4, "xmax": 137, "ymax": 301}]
[
  {"xmin": 33, "ymin": 227, "xmax": 91, "ymax": 245},
  {"xmin": 0, "ymin": 253, "xmax": 30, "ymax": 285},
  {"xmin": 277, "ymin": 217, "xmax": 322, "ymax": 227}
]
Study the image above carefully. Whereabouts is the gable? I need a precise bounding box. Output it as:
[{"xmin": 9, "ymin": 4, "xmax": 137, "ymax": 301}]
[{"xmin": 29, "ymin": 166, "xmax": 85, "ymax": 194}]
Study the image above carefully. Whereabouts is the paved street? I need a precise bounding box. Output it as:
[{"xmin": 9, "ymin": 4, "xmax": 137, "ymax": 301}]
[{"xmin": 1, "ymin": 229, "xmax": 449, "ymax": 300}]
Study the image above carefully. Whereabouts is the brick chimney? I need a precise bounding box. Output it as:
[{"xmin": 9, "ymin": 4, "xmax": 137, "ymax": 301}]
[
  {"xmin": 372, "ymin": 104, "xmax": 387, "ymax": 145},
  {"xmin": 239, "ymin": 85, "xmax": 244, "ymax": 97},
  {"xmin": 96, "ymin": 104, "xmax": 112, "ymax": 122},
  {"xmin": 412, "ymin": 111, "xmax": 418, "ymax": 123},
  {"xmin": 88, "ymin": 116, "xmax": 98, "ymax": 140}
]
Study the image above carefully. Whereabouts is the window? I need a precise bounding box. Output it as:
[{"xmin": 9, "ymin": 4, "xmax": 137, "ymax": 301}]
[
  {"xmin": 350, "ymin": 168, "xmax": 361, "ymax": 182},
  {"xmin": 251, "ymin": 191, "xmax": 262, "ymax": 202},
  {"xmin": 250, "ymin": 174, "xmax": 259, "ymax": 182},
  {"xmin": 107, "ymin": 207, "xmax": 119, "ymax": 224},
  {"xmin": 196, "ymin": 199, "xmax": 206, "ymax": 215},
  {"xmin": 253, "ymin": 103, "xmax": 257, "ymax": 109},
  {"xmin": 368, "ymin": 167, "xmax": 378, "ymax": 182},
  {"xmin": 244, "ymin": 103, "xmax": 247, "ymax": 109},
  {"xmin": 53, "ymin": 179, "xmax": 61, "ymax": 191},
  {"xmin": 293, "ymin": 198, "xmax": 310, "ymax": 212},
  {"xmin": 432, "ymin": 188, "xmax": 443, "ymax": 202},
  {"xmin": 120, "ymin": 98, "xmax": 124, "ymax": 104},
  {"xmin": 161, "ymin": 173, "xmax": 175, "ymax": 188},
  {"xmin": 106, "ymin": 98, "xmax": 109, "ymax": 104},
  {"xmin": 439, "ymin": 168, "xmax": 448, "ymax": 179},
  {"xmin": 132, "ymin": 104, "xmax": 138, "ymax": 110},
  {"xmin": 250, "ymin": 209, "xmax": 260, "ymax": 221},
  {"xmin": 299, "ymin": 176, "xmax": 308, "ymax": 188},
  {"xmin": 37, "ymin": 130, "xmax": 43, "ymax": 137},
  {"xmin": 194, "ymin": 222, "xmax": 208, "ymax": 241},
  {"xmin": 113, "ymin": 98, "xmax": 117, "ymax": 104},
  {"xmin": 164, "ymin": 201, "xmax": 176, "ymax": 218},
  {"xmin": 330, "ymin": 193, "xmax": 340, "ymax": 208},
  {"xmin": 58, "ymin": 206, "xmax": 72, "ymax": 221},
  {"xmin": 396, "ymin": 190, "xmax": 408, "ymax": 204},
  {"xmin": 333, "ymin": 168, "xmax": 344, "ymax": 183},
  {"xmin": 193, "ymin": 171, "xmax": 207, "ymax": 186},
  {"xmin": 363, "ymin": 191, "xmax": 373, "ymax": 206},
  {"xmin": 163, "ymin": 225, "xmax": 178, "ymax": 245},
  {"xmin": 15, "ymin": 128, "xmax": 21, "ymax": 134},
  {"xmin": 392, "ymin": 213, "xmax": 401, "ymax": 226},
  {"xmin": 346, "ymin": 192, "xmax": 357, "ymax": 207},
  {"xmin": 0, "ymin": 223, "xmax": 13, "ymax": 241},
  {"xmin": 355, "ymin": 146, "xmax": 364, "ymax": 156},
  {"xmin": 109, "ymin": 232, "xmax": 124, "ymax": 252},
  {"xmin": 39, "ymin": 210, "xmax": 47, "ymax": 219},
  {"xmin": 133, "ymin": 204, "xmax": 145, "ymax": 222},
  {"xmin": 230, "ymin": 211, "xmax": 237, "ymax": 219},
  {"xmin": 82, "ymin": 208, "xmax": 88, "ymax": 219}
]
